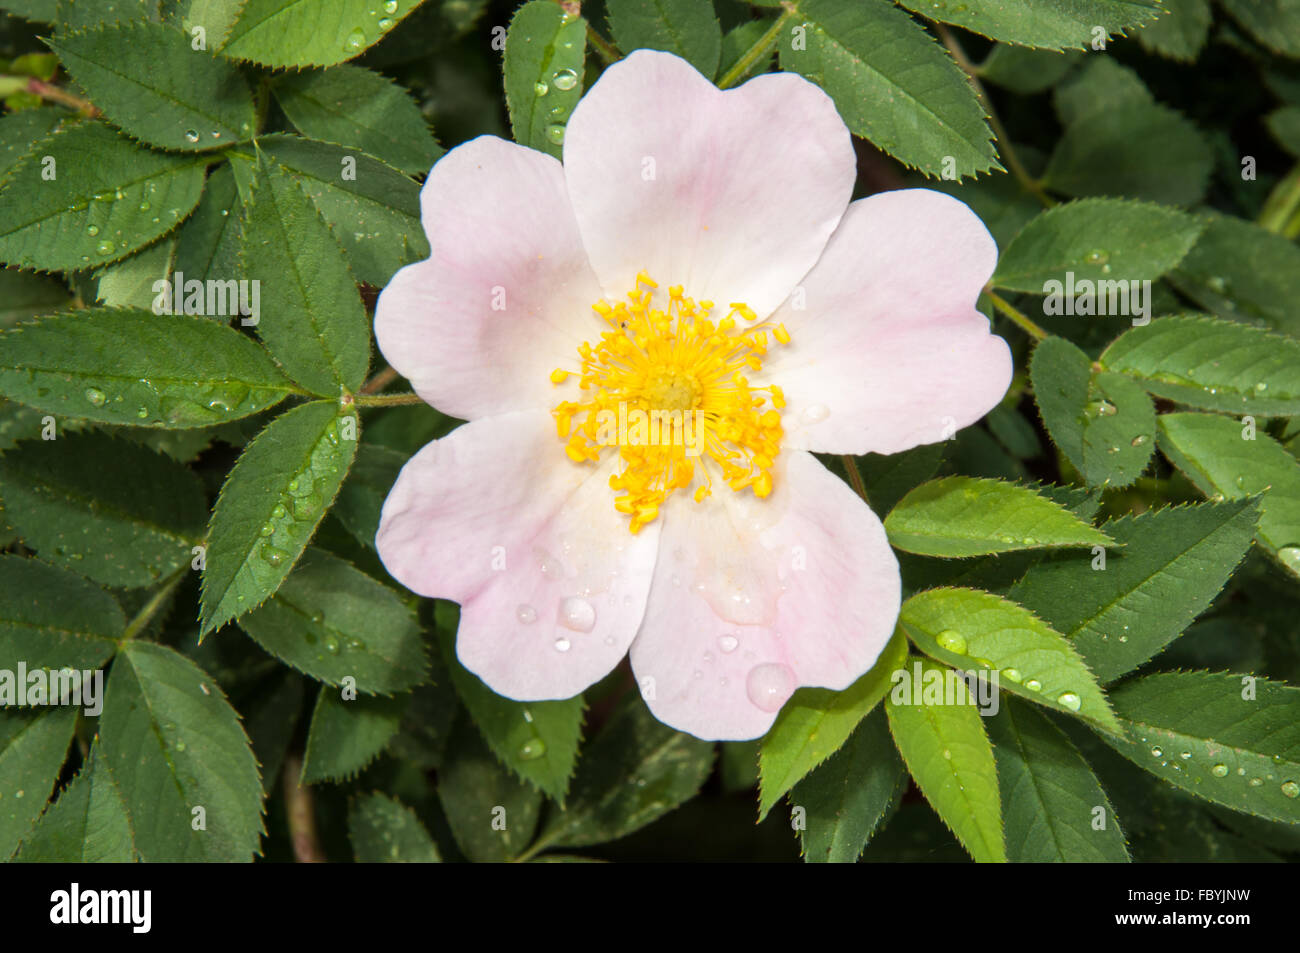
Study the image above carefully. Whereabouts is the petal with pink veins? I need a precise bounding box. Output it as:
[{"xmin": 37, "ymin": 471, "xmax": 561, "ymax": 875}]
[
  {"xmin": 376, "ymin": 411, "xmax": 660, "ymax": 700},
  {"xmin": 563, "ymin": 49, "xmax": 856, "ymax": 318},
  {"xmin": 762, "ymin": 189, "xmax": 1012, "ymax": 456},
  {"xmin": 374, "ymin": 136, "xmax": 606, "ymax": 420},
  {"xmin": 628, "ymin": 450, "xmax": 900, "ymax": 741}
]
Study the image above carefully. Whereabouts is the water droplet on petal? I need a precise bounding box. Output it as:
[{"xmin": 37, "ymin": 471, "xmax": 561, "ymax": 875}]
[
  {"xmin": 745, "ymin": 662, "xmax": 795, "ymax": 712},
  {"xmin": 718, "ymin": 634, "xmax": 739, "ymax": 653},
  {"xmin": 558, "ymin": 596, "xmax": 595, "ymax": 632},
  {"xmin": 800, "ymin": 404, "xmax": 830, "ymax": 425},
  {"xmin": 554, "ymin": 637, "xmax": 571, "ymax": 652},
  {"xmin": 516, "ymin": 604, "xmax": 538, "ymax": 624}
]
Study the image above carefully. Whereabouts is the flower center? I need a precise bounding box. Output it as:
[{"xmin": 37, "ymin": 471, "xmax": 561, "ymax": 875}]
[{"xmin": 551, "ymin": 272, "xmax": 791, "ymax": 533}]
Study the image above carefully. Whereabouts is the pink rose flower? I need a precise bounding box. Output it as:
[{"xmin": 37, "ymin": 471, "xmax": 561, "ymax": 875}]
[{"xmin": 373, "ymin": 50, "xmax": 1011, "ymax": 740}]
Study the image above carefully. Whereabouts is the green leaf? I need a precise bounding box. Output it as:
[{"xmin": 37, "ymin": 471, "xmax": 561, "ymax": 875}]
[
  {"xmin": 1101, "ymin": 314, "xmax": 1300, "ymax": 416},
  {"xmin": 0, "ymin": 432, "xmax": 205, "ymax": 587},
  {"xmin": 14, "ymin": 743, "xmax": 135, "ymax": 862},
  {"xmin": 440, "ymin": 621, "xmax": 584, "ymax": 803},
  {"xmin": 1052, "ymin": 57, "xmax": 1151, "ymax": 127},
  {"xmin": 221, "ymin": 0, "xmax": 426, "ymax": 68},
  {"xmin": 332, "ymin": 442, "xmax": 405, "ymax": 548},
  {"xmin": 1042, "ymin": 102, "xmax": 1212, "ymax": 207},
  {"xmin": 757, "ymin": 628, "xmax": 907, "ymax": 820},
  {"xmin": 988, "ymin": 698, "xmax": 1129, "ymax": 862},
  {"xmin": 200, "ymin": 400, "xmax": 358, "ymax": 633},
  {"xmin": 503, "ymin": 0, "xmax": 586, "ymax": 159},
  {"xmin": 239, "ymin": 157, "xmax": 369, "ymax": 396},
  {"xmin": 238, "ymin": 135, "xmax": 428, "ymax": 287},
  {"xmin": 900, "ymin": 587, "xmax": 1122, "ymax": 734},
  {"xmin": 719, "ymin": 19, "xmax": 775, "ymax": 84},
  {"xmin": 885, "ymin": 655, "xmax": 1006, "ymax": 862},
  {"xmin": 991, "ymin": 198, "xmax": 1204, "ymax": 292},
  {"xmin": 171, "ymin": 161, "xmax": 241, "ymax": 284},
  {"xmin": 0, "ymin": 706, "xmax": 76, "ymax": 860},
  {"xmin": 899, "ymin": 0, "xmax": 1159, "ymax": 49},
  {"xmin": 0, "ymin": 121, "xmax": 207, "ymax": 271},
  {"xmin": 0, "ymin": 265, "xmax": 70, "ymax": 327},
  {"xmin": 780, "ymin": 0, "xmax": 998, "ymax": 179},
  {"xmin": 1011, "ymin": 500, "xmax": 1260, "ymax": 682},
  {"xmin": 347, "ymin": 792, "xmax": 440, "ymax": 862},
  {"xmin": 1168, "ymin": 214, "xmax": 1300, "ymax": 336},
  {"xmin": 437, "ymin": 714, "xmax": 543, "ymax": 862},
  {"xmin": 1268, "ymin": 106, "xmax": 1300, "ymax": 157},
  {"xmin": 533, "ymin": 696, "xmax": 714, "ymax": 851},
  {"xmin": 99, "ymin": 641, "xmax": 263, "ymax": 860},
  {"xmin": 0, "ymin": 554, "xmax": 123, "ymax": 671},
  {"xmin": 272, "ymin": 65, "xmax": 441, "ymax": 175},
  {"xmin": 46, "ymin": 21, "xmax": 254, "ymax": 152},
  {"xmin": 1220, "ymin": 0, "xmax": 1300, "ymax": 58},
  {"xmin": 791, "ymin": 709, "xmax": 906, "ymax": 863},
  {"xmin": 854, "ymin": 442, "xmax": 946, "ymax": 516},
  {"xmin": 606, "ymin": 0, "xmax": 721, "ymax": 77},
  {"xmin": 1137, "ymin": 0, "xmax": 1211, "ymax": 61},
  {"xmin": 1030, "ymin": 336, "xmax": 1156, "ymax": 488},
  {"xmin": 238, "ymin": 548, "xmax": 427, "ymax": 692},
  {"xmin": 176, "ymin": 0, "xmax": 245, "ymax": 47},
  {"xmin": 56, "ymin": 0, "xmax": 161, "ymax": 30},
  {"xmin": 0, "ymin": 108, "xmax": 66, "ymax": 188},
  {"xmin": 976, "ymin": 44, "xmax": 1080, "ymax": 95},
  {"xmin": 300, "ymin": 687, "xmax": 407, "ymax": 783},
  {"xmin": 93, "ymin": 238, "xmax": 174, "ymax": 309},
  {"xmin": 1158, "ymin": 412, "xmax": 1300, "ymax": 579},
  {"xmin": 883, "ymin": 476, "xmax": 1114, "ymax": 557},
  {"xmin": 0, "ymin": 309, "xmax": 296, "ymax": 428},
  {"xmin": 1101, "ymin": 671, "xmax": 1300, "ymax": 824}
]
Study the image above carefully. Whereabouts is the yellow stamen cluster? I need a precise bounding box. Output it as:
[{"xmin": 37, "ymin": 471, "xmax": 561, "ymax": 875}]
[{"xmin": 551, "ymin": 272, "xmax": 790, "ymax": 533}]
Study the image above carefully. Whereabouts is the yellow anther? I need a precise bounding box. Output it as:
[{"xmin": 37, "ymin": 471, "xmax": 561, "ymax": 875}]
[
  {"xmin": 773, "ymin": 323, "xmax": 791, "ymax": 345},
  {"xmin": 550, "ymin": 368, "xmax": 571, "ymax": 384}
]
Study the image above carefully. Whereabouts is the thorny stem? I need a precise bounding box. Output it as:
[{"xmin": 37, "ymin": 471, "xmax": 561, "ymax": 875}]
[
  {"xmin": 360, "ymin": 365, "xmax": 401, "ymax": 395},
  {"xmin": 986, "ymin": 288, "xmax": 1048, "ymax": 341},
  {"xmin": 936, "ymin": 25, "xmax": 1054, "ymax": 209},
  {"xmin": 716, "ymin": 3, "xmax": 801, "ymax": 90},
  {"xmin": 283, "ymin": 754, "xmax": 326, "ymax": 863},
  {"xmin": 25, "ymin": 77, "xmax": 99, "ymax": 116},
  {"xmin": 121, "ymin": 568, "xmax": 186, "ymax": 644},
  {"xmin": 840, "ymin": 455, "xmax": 869, "ymax": 503},
  {"xmin": 354, "ymin": 390, "xmax": 424, "ymax": 407}
]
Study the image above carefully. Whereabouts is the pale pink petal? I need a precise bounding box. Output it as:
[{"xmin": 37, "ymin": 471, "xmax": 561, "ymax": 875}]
[
  {"xmin": 762, "ymin": 190, "xmax": 1012, "ymax": 456},
  {"xmin": 374, "ymin": 137, "xmax": 606, "ymax": 420},
  {"xmin": 563, "ymin": 49, "xmax": 855, "ymax": 318},
  {"xmin": 376, "ymin": 411, "xmax": 660, "ymax": 700},
  {"xmin": 628, "ymin": 451, "xmax": 900, "ymax": 741}
]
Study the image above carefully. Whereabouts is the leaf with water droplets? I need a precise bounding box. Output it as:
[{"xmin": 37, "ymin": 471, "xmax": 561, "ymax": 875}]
[
  {"xmin": 757, "ymin": 628, "xmax": 907, "ymax": 820},
  {"xmin": 779, "ymin": 0, "xmax": 997, "ymax": 179},
  {"xmin": 300, "ymin": 686, "xmax": 408, "ymax": 784},
  {"xmin": 900, "ymin": 587, "xmax": 1122, "ymax": 735},
  {"xmin": 504, "ymin": 0, "xmax": 587, "ymax": 159},
  {"xmin": 884, "ymin": 475, "xmax": 1115, "ymax": 557},
  {"xmin": 0, "ymin": 309, "xmax": 297, "ymax": 429},
  {"xmin": 0, "ymin": 121, "xmax": 206, "ymax": 272},
  {"xmin": 792, "ymin": 709, "xmax": 906, "ymax": 863},
  {"xmin": 1157, "ymin": 412, "xmax": 1300, "ymax": 580},
  {"xmin": 898, "ymin": 0, "xmax": 1160, "ymax": 50},
  {"xmin": 991, "ymin": 198, "xmax": 1204, "ymax": 292},
  {"xmin": 221, "ymin": 0, "xmax": 424, "ymax": 69},
  {"xmin": 438, "ymin": 608, "xmax": 584, "ymax": 804},
  {"xmin": 885, "ymin": 655, "xmax": 1006, "ymax": 863},
  {"xmin": 0, "ymin": 554, "xmax": 123, "ymax": 672},
  {"xmin": 988, "ymin": 698, "xmax": 1130, "ymax": 862},
  {"xmin": 1101, "ymin": 671, "xmax": 1300, "ymax": 825},
  {"xmin": 1011, "ymin": 499, "xmax": 1260, "ymax": 682},
  {"xmin": 238, "ymin": 155, "xmax": 370, "ymax": 396},
  {"xmin": 98, "ymin": 641, "xmax": 264, "ymax": 861},
  {"xmin": 201, "ymin": 401, "xmax": 358, "ymax": 633},
  {"xmin": 13, "ymin": 742, "xmax": 135, "ymax": 862},
  {"xmin": 46, "ymin": 20, "xmax": 255, "ymax": 153},
  {"xmin": 273, "ymin": 64, "xmax": 442, "ymax": 175},
  {"xmin": 0, "ymin": 432, "xmax": 206, "ymax": 588},
  {"xmin": 347, "ymin": 792, "xmax": 440, "ymax": 862},
  {"xmin": 239, "ymin": 548, "xmax": 428, "ymax": 693},
  {"xmin": 0, "ymin": 706, "xmax": 77, "ymax": 861},
  {"xmin": 532, "ymin": 694, "xmax": 714, "ymax": 851},
  {"xmin": 438, "ymin": 714, "xmax": 543, "ymax": 862},
  {"xmin": 1031, "ymin": 335, "xmax": 1156, "ymax": 488},
  {"xmin": 1102, "ymin": 314, "xmax": 1300, "ymax": 416}
]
